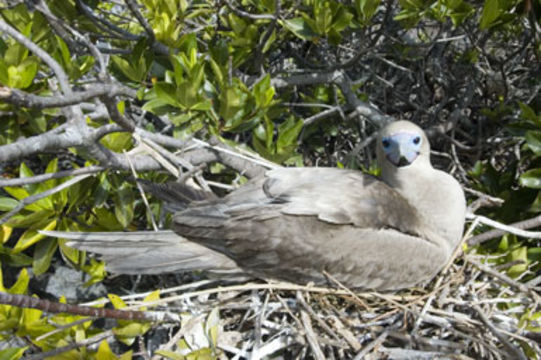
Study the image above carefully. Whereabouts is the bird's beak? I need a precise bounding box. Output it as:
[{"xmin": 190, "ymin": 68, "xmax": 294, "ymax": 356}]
[
  {"xmin": 387, "ymin": 150, "xmax": 418, "ymax": 167},
  {"xmin": 396, "ymin": 156, "xmax": 411, "ymax": 167}
]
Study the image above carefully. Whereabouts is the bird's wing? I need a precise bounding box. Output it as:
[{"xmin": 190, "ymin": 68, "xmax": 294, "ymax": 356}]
[
  {"xmin": 171, "ymin": 167, "xmax": 446, "ymax": 289},
  {"xmin": 262, "ymin": 167, "xmax": 425, "ymax": 234}
]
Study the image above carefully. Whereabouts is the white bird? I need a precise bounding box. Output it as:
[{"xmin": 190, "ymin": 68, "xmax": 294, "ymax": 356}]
[{"xmin": 43, "ymin": 121, "xmax": 466, "ymax": 290}]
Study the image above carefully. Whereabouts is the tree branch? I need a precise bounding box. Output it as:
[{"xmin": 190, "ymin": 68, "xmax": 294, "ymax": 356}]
[
  {"xmin": 0, "ymin": 18, "xmax": 71, "ymax": 94},
  {"xmin": 0, "ymin": 84, "xmax": 136, "ymax": 109}
]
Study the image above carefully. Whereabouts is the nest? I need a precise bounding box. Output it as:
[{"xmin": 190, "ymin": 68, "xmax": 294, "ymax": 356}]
[{"xmin": 82, "ymin": 250, "xmax": 538, "ymax": 359}]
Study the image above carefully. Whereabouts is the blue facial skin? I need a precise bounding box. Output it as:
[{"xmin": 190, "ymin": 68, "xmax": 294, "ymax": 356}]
[{"xmin": 381, "ymin": 132, "xmax": 422, "ymax": 167}]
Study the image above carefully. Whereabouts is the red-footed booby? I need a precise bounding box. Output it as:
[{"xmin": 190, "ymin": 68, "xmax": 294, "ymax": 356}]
[{"xmin": 43, "ymin": 121, "xmax": 466, "ymax": 290}]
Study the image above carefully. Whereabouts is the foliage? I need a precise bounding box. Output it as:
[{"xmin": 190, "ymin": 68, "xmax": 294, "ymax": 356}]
[{"xmin": 0, "ymin": 0, "xmax": 539, "ymax": 357}]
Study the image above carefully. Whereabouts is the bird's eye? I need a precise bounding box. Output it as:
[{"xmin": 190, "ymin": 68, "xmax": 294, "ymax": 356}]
[
  {"xmin": 382, "ymin": 139, "xmax": 390, "ymax": 148},
  {"xmin": 413, "ymin": 136, "xmax": 421, "ymax": 145}
]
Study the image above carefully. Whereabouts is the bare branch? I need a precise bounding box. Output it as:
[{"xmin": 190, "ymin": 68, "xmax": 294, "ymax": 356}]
[
  {"xmin": 0, "ymin": 174, "xmax": 93, "ymax": 225},
  {"xmin": 0, "ymin": 166, "xmax": 104, "ymax": 187},
  {"xmin": 0, "ymin": 292, "xmax": 180, "ymax": 322},
  {"xmin": 0, "ymin": 84, "xmax": 136, "ymax": 109},
  {"xmin": 0, "ymin": 18, "xmax": 71, "ymax": 94}
]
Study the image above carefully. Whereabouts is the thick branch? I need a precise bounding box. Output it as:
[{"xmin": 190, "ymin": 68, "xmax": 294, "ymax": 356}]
[{"xmin": 0, "ymin": 292, "xmax": 180, "ymax": 322}]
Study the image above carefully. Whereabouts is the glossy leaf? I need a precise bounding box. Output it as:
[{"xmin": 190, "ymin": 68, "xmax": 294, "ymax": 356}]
[
  {"xmin": 33, "ymin": 237, "xmax": 58, "ymax": 275},
  {"xmin": 13, "ymin": 219, "xmax": 56, "ymax": 253},
  {"xmin": 480, "ymin": 0, "xmax": 500, "ymax": 29},
  {"xmin": 519, "ymin": 169, "xmax": 541, "ymax": 189}
]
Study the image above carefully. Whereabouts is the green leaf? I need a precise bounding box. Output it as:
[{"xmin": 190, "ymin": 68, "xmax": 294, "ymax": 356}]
[
  {"xmin": 253, "ymin": 74, "xmax": 275, "ymax": 108},
  {"xmin": 113, "ymin": 185, "xmax": 134, "ymax": 228},
  {"xmin": 33, "ymin": 238, "xmax": 58, "ymax": 275},
  {"xmin": 480, "ymin": 0, "xmax": 500, "ymax": 29},
  {"xmin": 8, "ymin": 268, "xmax": 29, "ymax": 294},
  {"xmin": 525, "ymin": 131, "xmax": 541, "ymax": 155},
  {"xmin": 205, "ymin": 307, "xmax": 220, "ymax": 349},
  {"xmin": 108, "ymin": 294, "xmax": 127, "ymax": 309},
  {"xmin": 280, "ymin": 18, "xmax": 317, "ymax": 41},
  {"xmin": 7, "ymin": 58, "xmax": 38, "ymax": 88},
  {"xmin": 356, "ymin": 0, "xmax": 381, "ymax": 21},
  {"xmin": 0, "ymin": 347, "xmax": 28, "ymax": 360},
  {"xmin": 154, "ymin": 82, "xmax": 182, "ymax": 108},
  {"xmin": 519, "ymin": 169, "xmax": 541, "ymax": 189},
  {"xmin": 100, "ymin": 132, "xmax": 133, "ymax": 152},
  {"xmin": 141, "ymin": 97, "xmax": 172, "ymax": 113},
  {"xmin": 13, "ymin": 220, "xmax": 56, "ymax": 253},
  {"xmin": 519, "ymin": 102, "xmax": 541, "ymax": 126},
  {"xmin": 96, "ymin": 340, "xmax": 117, "ymax": 360},
  {"xmin": 0, "ymin": 197, "xmax": 19, "ymax": 211},
  {"xmin": 7, "ymin": 210, "xmax": 55, "ymax": 228},
  {"xmin": 3, "ymin": 186, "xmax": 29, "ymax": 201},
  {"xmin": 508, "ymin": 246, "xmax": 528, "ymax": 277},
  {"xmin": 112, "ymin": 56, "xmax": 144, "ymax": 82},
  {"xmin": 277, "ymin": 117, "xmax": 303, "ymax": 152}
]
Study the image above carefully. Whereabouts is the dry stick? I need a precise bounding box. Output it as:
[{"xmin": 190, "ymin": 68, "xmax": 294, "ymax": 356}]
[
  {"xmin": 136, "ymin": 132, "xmax": 193, "ymax": 172},
  {"xmin": 300, "ymin": 311, "xmax": 326, "ymax": 360},
  {"xmin": 327, "ymin": 316, "xmax": 361, "ymax": 351},
  {"xmin": 303, "ymin": 106, "xmax": 341, "ymax": 126},
  {"xmin": 151, "ymin": 314, "xmax": 206, "ymax": 360},
  {"xmin": 0, "ymin": 85, "xmax": 136, "ymax": 109},
  {"xmin": 126, "ymin": 282, "xmax": 419, "ymax": 310},
  {"xmin": 251, "ymin": 292, "xmax": 270, "ymax": 360},
  {"xmin": 465, "ymin": 257, "xmax": 538, "ymax": 297},
  {"xmin": 0, "ymin": 292, "xmax": 180, "ymax": 322},
  {"xmin": 427, "ymin": 307, "xmax": 534, "ymax": 344},
  {"xmin": 0, "ymin": 174, "xmax": 92, "ymax": 225},
  {"xmin": 24, "ymin": 330, "xmax": 114, "ymax": 360},
  {"xmin": 82, "ymin": 279, "xmax": 215, "ymax": 307},
  {"xmin": 468, "ymin": 213, "xmax": 541, "ymax": 245},
  {"xmin": 0, "ymin": 166, "xmax": 104, "ymax": 187},
  {"xmin": 296, "ymin": 292, "xmax": 347, "ymax": 348},
  {"xmin": 352, "ymin": 330, "xmax": 388, "ymax": 360},
  {"xmin": 224, "ymin": 0, "xmax": 275, "ymax": 20},
  {"xmin": 469, "ymin": 214, "xmax": 541, "ymax": 239},
  {"xmin": 124, "ymin": 150, "xmax": 158, "ymax": 231},
  {"xmin": 442, "ymin": 216, "xmax": 481, "ymax": 274},
  {"xmin": 322, "ymin": 271, "xmax": 371, "ymax": 310},
  {"xmin": 410, "ymin": 276, "xmax": 444, "ymax": 336},
  {"xmin": 472, "ymin": 305, "xmax": 527, "ymax": 360},
  {"xmin": 36, "ymin": 317, "xmax": 92, "ymax": 342}
]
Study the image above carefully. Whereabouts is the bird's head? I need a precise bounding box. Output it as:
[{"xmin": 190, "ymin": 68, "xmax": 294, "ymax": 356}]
[{"xmin": 377, "ymin": 120, "xmax": 430, "ymax": 169}]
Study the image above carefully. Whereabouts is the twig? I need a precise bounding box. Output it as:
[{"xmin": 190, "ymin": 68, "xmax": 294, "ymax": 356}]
[
  {"xmin": 0, "ymin": 174, "xmax": 92, "ymax": 225},
  {"xmin": 224, "ymin": 0, "xmax": 275, "ymax": 20},
  {"xmin": 465, "ymin": 257, "xmax": 538, "ymax": 297},
  {"xmin": 300, "ymin": 310, "xmax": 326, "ymax": 360},
  {"xmin": 472, "ymin": 305, "xmax": 527, "ymax": 360},
  {"xmin": 0, "ymin": 18, "xmax": 71, "ymax": 94},
  {"xmin": 353, "ymin": 331, "xmax": 388, "ymax": 360},
  {"xmin": 322, "ymin": 270, "xmax": 371, "ymax": 310},
  {"xmin": 0, "ymin": 166, "xmax": 104, "ymax": 187},
  {"xmin": 468, "ymin": 213, "xmax": 541, "ymax": 245},
  {"xmin": 24, "ymin": 330, "xmax": 114, "ymax": 360},
  {"xmin": 296, "ymin": 292, "xmax": 347, "ymax": 348},
  {"xmin": 466, "ymin": 213, "xmax": 541, "ymax": 240},
  {"xmin": 0, "ymin": 292, "xmax": 180, "ymax": 322},
  {"xmin": 126, "ymin": 282, "xmax": 419, "ymax": 309},
  {"xmin": 0, "ymin": 84, "xmax": 135, "ymax": 109},
  {"xmin": 124, "ymin": 150, "xmax": 158, "ymax": 231}
]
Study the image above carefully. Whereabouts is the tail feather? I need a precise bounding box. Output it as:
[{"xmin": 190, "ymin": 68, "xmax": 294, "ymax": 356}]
[{"xmin": 40, "ymin": 230, "xmax": 240, "ymax": 275}]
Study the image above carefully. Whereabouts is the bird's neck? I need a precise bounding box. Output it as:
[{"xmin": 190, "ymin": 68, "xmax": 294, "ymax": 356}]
[{"xmin": 382, "ymin": 163, "xmax": 466, "ymax": 250}]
